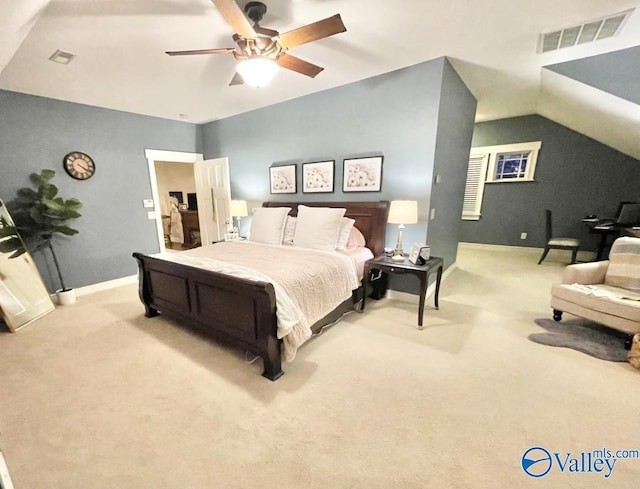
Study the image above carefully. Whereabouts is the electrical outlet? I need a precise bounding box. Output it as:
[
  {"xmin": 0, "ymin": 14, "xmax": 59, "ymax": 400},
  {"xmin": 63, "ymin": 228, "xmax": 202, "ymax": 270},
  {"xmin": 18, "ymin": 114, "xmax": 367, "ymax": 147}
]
[
  {"xmin": 520, "ymin": 232, "xmax": 527, "ymax": 240},
  {"xmin": 147, "ymin": 211, "xmax": 156, "ymax": 220}
]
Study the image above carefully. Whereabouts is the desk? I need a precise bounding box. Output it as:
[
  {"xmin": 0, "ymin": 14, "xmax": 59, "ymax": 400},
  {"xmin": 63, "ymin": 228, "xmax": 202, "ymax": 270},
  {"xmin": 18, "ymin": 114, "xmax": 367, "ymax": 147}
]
[
  {"xmin": 362, "ymin": 255, "xmax": 443, "ymax": 327},
  {"xmin": 582, "ymin": 219, "xmax": 620, "ymax": 261}
]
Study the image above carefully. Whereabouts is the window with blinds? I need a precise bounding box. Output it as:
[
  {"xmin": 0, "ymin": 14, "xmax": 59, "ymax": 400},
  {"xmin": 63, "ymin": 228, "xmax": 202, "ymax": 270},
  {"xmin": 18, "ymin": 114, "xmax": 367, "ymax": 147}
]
[
  {"xmin": 462, "ymin": 154, "xmax": 488, "ymax": 220},
  {"xmin": 462, "ymin": 141, "xmax": 542, "ymax": 221}
]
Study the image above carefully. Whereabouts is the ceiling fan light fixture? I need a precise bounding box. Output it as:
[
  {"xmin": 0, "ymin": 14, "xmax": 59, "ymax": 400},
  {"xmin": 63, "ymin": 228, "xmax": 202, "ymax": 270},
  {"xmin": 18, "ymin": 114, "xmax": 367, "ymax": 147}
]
[{"xmin": 236, "ymin": 58, "xmax": 279, "ymax": 88}]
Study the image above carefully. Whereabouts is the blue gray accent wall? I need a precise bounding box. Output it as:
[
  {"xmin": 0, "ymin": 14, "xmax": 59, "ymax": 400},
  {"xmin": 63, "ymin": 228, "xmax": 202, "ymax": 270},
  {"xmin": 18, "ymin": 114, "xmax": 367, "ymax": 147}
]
[
  {"xmin": 460, "ymin": 114, "xmax": 640, "ymax": 252},
  {"xmin": 202, "ymin": 58, "xmax": 444, "ymax": 250},
  {"xmin": 545, "ymin": 46, "xmax": 640, "ymax": 105},
  {"xmin": 202, "ymin": 57, "xmax": 477, "ymax": 292},
  {"xmin": 428, "ymin": 60, "xmax": 477, "ymax": 273},
  {"xmin": 0, "ymin": 90, "xmax": 201, "ymax": 291}
]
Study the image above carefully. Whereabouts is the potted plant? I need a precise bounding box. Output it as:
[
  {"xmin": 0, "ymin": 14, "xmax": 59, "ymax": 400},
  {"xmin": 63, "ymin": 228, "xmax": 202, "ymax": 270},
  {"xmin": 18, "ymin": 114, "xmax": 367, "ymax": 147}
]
[{"xmin": 6, "ymin": 169, "xmax": 82, "ymax": 305}]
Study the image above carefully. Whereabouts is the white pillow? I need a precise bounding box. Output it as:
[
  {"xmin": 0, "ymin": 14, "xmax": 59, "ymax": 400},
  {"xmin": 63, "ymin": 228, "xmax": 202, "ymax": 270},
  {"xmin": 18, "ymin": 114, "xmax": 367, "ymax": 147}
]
[
  {"xmin": 336, "ymin": 217, "xmax": 355, "ymax": 251},
  {"xmin": 293, "ymin": 205, "xmax": 346, "ymax": 251},
  {"xmin": 248, "ymin": 207, "xmax": 291, "ymax": 245},
  {"xmin": 282, "ymin": 216, "xmax": 296, "ymax": 245}
]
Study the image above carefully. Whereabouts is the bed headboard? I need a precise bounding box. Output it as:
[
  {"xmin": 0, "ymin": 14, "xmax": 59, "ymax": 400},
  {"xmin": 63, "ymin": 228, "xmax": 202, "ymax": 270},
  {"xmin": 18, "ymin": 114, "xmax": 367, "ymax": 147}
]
[{"xmin": 263, "ymin": 201, "xmax": 390, "ymax": 257}]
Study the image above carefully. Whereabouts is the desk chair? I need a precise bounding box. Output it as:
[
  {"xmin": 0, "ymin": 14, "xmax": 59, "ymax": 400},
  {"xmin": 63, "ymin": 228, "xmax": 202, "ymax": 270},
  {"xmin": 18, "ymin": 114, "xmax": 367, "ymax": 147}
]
[{"xmin": 538, "ymin": 209, "xmax": 580, "ymax": 264}]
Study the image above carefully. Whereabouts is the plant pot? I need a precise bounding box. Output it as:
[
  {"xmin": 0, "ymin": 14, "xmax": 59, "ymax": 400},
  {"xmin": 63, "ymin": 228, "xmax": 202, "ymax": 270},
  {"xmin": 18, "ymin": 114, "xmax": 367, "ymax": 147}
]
[{"xmin": 56, "ymin": 288, "xmax": 76, "ymax": 306}]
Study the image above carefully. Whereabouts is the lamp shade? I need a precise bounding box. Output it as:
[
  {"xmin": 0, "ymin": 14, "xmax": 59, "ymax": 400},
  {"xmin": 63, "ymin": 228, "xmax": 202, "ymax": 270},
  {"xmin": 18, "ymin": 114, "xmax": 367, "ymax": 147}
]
[
  {"xmin": 229, "ymin": 200, "xmax": 248, "ymax": 217},
  {"xmin": 236, "ymin": 58, "xmax": 279, "ymax": 88},
  {"xmin": 388, "ymin": 200, "xmax": 418, "ymax": 224}
]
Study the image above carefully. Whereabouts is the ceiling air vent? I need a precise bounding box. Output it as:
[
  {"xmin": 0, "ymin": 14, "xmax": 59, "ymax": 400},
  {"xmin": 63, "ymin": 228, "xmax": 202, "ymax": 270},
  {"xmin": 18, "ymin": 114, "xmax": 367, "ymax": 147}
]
[
  {"xmin": 48, "ymin": 49, "xmax": 76, "ymax": 64},
  {"xmin": 538, "ymin": 9, "xmax": 634, "ymax": 53}
]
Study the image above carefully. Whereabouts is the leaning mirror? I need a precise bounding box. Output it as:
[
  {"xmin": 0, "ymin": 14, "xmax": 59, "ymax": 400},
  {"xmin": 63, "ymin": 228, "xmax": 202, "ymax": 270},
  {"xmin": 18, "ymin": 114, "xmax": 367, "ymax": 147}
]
[{"xmin": 0, "ymin": 199, "xmax": 55, "ymax": 332}]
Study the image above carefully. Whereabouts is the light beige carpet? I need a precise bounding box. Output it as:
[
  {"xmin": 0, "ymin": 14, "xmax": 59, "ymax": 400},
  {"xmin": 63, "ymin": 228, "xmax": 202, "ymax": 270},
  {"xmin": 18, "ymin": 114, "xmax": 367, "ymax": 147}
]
[{"xmin": 0, "ymin": 244, "xmax": 638, "ymax": 488}]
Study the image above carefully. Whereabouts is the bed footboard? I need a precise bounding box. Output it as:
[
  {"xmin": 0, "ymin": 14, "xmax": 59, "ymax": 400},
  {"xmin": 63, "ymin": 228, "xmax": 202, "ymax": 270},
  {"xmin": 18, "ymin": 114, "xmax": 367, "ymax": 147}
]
[{"xmin": 132, "ymin": 252, "xmax": 283, "ymax": 380}]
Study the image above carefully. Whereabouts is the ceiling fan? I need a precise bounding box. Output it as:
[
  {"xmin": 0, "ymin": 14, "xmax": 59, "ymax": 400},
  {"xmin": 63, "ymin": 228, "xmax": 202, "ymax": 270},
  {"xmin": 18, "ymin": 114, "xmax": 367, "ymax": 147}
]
[{"xmin": 166, "ymin": 0, "xmax": 347, "ymax": 87}]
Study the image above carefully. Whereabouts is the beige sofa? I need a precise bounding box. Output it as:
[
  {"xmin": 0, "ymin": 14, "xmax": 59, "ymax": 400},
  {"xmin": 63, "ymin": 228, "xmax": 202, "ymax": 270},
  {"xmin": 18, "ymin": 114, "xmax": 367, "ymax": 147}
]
[{"xmin": 551, "ymin": 237, "xmax": 640, "ymax": 346}]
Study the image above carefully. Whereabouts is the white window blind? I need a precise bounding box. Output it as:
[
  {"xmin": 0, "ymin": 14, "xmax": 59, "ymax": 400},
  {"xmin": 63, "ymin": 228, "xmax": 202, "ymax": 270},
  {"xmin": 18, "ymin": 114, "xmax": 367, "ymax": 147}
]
[{"xmin": 462, "ymin": 154, "xmax": 488, "ymax": 220}]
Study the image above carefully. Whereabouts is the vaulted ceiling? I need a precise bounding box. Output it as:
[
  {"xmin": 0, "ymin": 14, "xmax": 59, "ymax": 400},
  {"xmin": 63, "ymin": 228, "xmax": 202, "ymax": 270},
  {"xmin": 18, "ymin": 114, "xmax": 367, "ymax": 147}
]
[{"xmin": 1, "ymin": 0, "xmax": 639, "ymax": 158}]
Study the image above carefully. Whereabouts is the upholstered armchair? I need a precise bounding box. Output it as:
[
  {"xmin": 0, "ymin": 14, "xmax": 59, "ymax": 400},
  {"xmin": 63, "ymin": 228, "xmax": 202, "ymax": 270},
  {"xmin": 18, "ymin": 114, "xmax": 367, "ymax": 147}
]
[{"xmin": 550, "ymin": 237, "xmax": 640, "ymax": 347}]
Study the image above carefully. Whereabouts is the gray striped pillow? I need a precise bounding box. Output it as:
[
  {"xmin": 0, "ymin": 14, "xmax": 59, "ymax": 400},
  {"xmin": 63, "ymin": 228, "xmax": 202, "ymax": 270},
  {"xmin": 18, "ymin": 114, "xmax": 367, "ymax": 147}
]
[{"xmin": 604, "ymin": 237, "xmax": 640, "ymax": 291}]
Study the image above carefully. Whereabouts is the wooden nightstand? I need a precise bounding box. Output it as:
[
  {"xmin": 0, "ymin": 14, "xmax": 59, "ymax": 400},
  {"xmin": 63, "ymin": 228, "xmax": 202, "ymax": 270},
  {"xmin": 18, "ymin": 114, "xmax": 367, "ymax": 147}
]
[{"xmin": 362, "ymin": 255, "xmax": 443, "ymax": 327}]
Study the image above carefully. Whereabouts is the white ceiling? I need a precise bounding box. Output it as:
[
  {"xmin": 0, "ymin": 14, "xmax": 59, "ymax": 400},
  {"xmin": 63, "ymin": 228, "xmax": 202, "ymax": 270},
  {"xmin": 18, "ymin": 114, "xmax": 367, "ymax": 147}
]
[{"xmin": 1, "ymin": 0, "xmax": 639, "ymax": 157}]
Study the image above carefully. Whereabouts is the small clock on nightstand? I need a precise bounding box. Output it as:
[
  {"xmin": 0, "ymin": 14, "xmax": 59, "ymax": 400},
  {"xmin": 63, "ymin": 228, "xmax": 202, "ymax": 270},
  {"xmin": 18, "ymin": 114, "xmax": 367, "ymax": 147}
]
[{"xmin": 63, "ymin": 151, "xmax": 96, "ymax": 180}]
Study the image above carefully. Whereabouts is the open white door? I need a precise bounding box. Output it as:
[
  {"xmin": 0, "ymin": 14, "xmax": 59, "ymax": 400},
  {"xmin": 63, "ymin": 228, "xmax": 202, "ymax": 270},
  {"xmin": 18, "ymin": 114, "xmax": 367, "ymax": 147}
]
[{"xmin": 194, "ymin": 157, "xmax": 231, "ymax": 244}]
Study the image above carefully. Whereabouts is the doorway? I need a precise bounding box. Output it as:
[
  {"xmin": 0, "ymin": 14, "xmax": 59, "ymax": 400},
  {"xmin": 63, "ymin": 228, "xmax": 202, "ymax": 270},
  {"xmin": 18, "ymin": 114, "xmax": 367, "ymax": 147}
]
[
  {"xmin": 145, "ymin": 150, "xmax": 232, "ymax": 251},
  {"xmin": 155, "ymin": 160, "xmax": 198, "ymax": 250}
]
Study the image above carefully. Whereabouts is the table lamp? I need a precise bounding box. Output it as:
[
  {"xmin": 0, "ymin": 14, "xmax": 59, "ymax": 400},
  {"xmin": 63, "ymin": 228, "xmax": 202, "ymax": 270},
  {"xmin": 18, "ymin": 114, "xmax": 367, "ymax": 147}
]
[
  {"xmin": 388, "ymin": 200, "xmax": 418, "ymax": 261},
  {"xmin": 229, "ymin": 200, "xmax": 248, "ymax": 233}
]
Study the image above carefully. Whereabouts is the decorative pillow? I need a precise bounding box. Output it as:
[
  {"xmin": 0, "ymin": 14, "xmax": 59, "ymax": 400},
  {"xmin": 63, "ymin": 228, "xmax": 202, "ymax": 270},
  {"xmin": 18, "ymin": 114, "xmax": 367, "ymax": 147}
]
[
  {"xmin": 293, "ymin": 205, "xmax": 346, "ymax": 251},
  {"xmin": 336, "ymin": 218, "xmax": 355, "ymax": 251},
  {"xmin": 282, "ymin": 216, "xmax": 296, "ymax": 245},
  {"xmin": 248, "ymin": 207, "xmax": 291, "ymax": 245},
  {"xmin": 346, "ymin": 226, "xmax": 367, "ymax": 248},
  {"xmin": 604, "ymin": 237, "xmax": 640, "ymax": 291}
]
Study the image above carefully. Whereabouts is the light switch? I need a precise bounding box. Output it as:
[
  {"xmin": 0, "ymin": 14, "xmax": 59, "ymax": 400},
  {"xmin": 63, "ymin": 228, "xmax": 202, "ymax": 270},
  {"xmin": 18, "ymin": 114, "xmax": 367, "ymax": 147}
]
[
  {"xmin": 430, "ymin": 208, "xmax": 436, "ymax": 220},
  {"xmin": 143, "ymin": 199, "xmax": 154, "ymax": 208},
  {"xmin": 147, "ymin": 211, "xmax": 156, "ymax": 220}
]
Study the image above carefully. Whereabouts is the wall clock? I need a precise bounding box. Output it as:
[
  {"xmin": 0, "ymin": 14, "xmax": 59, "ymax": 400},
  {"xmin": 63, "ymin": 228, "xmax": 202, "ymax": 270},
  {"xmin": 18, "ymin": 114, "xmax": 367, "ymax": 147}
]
[{"xmin": 63, "ymin": 151, "xmax": 96, "ymax": 180}]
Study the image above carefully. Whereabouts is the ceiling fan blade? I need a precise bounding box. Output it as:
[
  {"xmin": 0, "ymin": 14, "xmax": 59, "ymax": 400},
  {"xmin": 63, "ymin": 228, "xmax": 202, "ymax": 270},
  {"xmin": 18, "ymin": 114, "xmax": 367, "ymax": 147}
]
[
  {"xmin": 278, "ymin": 14, "xmax": 346, "ymax": 49},
  {"xmin": 166, "ymin": 48, "xmax": 235, "ymax": 56},
  {"xmin": 277, "ymin": 53, "xmax": 324, "ymax": 78},
  {"xmin": 211, "ymin": 0, "xmax": 257, "ymax": 39},
  {"xmin": 229, "ymin": 71, "xmax": 244, "ymax": 86},
  {"xmin": 254, "ymin": 25, "xmax": 279, "ymax": 38}
]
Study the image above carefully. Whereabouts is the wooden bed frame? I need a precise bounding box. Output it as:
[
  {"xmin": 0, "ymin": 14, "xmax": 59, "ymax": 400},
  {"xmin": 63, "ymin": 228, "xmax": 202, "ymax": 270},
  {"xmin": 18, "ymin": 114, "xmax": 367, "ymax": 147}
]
[{"xmin": 133, "ymin": 201, "xmax": 390, "ymax": 380}]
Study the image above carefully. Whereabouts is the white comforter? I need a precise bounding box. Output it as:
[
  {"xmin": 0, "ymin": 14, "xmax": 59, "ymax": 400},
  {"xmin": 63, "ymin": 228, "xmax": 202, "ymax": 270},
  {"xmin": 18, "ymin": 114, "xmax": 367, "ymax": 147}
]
[{"xmin": 153, "ymin": 241, "xmax": 361, "ymax": 361}]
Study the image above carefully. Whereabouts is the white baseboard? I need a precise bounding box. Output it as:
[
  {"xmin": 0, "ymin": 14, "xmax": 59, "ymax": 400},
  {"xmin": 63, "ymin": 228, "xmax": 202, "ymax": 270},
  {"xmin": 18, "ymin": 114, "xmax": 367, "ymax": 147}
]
[
  {"xmin": 75, "ymin": 275, "xmax": 138, "ymax": 297},
  {"xmin": 386, "ymin": 261, "xmax": 457, "ymax": 304},
  {"xmin": 459, "ymin": 242, "xmax": 540, "ymax": 252},
  {"xmin": 49, "ymin": 275, "xmax": 137, "ymax": 302},
  {"xmin": 458, "ymin": 242, "xmax": 596, "ymax": 261}
]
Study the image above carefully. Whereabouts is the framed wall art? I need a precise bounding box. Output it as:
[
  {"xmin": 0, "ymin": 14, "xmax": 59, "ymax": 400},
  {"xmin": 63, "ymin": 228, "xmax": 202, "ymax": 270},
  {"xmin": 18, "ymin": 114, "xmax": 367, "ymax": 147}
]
[
  {"xmin": 269, "ymin": 164, "xmax": 297, "ymax": 194},
  {"xmin": 302, "ymin": 160, "xmax": 334, "ymax": 193},
  {"xmin": 343, "ymin": 156, "xmax": 383, "ymax": 192}
]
